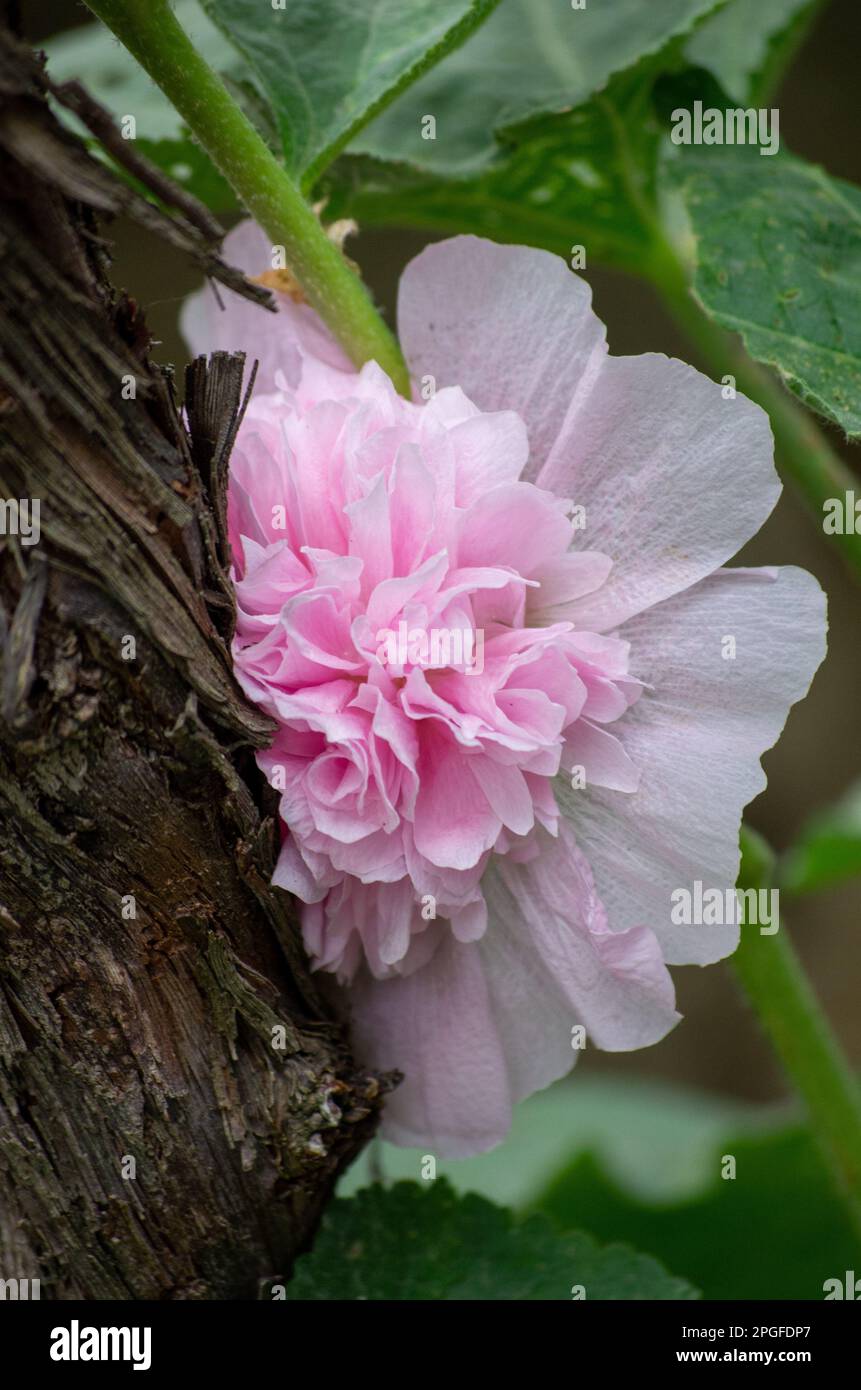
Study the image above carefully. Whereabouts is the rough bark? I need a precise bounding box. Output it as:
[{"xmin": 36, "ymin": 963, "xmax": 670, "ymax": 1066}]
[{"xmin": 0, "ymin": 19, "xmax": 386, "ymax": 1300}]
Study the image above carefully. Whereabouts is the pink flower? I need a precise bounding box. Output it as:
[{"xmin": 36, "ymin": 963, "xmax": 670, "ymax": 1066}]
[{"xmin": 183, "ymin": 223, "xmax": 826, "ymax": 1157}]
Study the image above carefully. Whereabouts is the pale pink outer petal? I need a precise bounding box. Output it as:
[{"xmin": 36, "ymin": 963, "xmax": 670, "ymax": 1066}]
[
  {"xmin": 349, "ymin": 823, "xmax": 678, "ymax": 1157},
  {"xmin": 534, "ymin": 355, "xmax": 780, "ymax": 630},
  {"xmin": 349, "ymin": 932, "xmax": 514, "ymax": 1157},
  {"xmin": 399, "ymin": 236, "xmax": 782, "ymax": 630},
  {"xmin": 480, "ymin": 822, "xmax": 679, "ymax": 1079},
  {"xmin": 180, "ymin": 220, "xmax": 352, "ymax": 393},
  {"xmin": 397, "ymin": 235, "xmax": 606, "ymax": 479},
  {"xmin": 556, "ymin": 566, "xmax": 827, "ymax": 966}
]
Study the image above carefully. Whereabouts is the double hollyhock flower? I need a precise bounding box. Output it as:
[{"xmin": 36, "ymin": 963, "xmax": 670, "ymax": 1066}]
[{"xmin": 183, "ymin": 223, "xmax": 826, "ymax": 1157}]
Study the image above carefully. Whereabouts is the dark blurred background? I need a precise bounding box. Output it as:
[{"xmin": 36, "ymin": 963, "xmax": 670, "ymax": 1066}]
[{"xmin": 24, "ymin": 0, "xmax": 861, "ymax": 1103}]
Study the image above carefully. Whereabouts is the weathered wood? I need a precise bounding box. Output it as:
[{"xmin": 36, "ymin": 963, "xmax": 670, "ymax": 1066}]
[{"xmin": 0, "ymin": 19, "xmax": 385, "ymax": 1300}]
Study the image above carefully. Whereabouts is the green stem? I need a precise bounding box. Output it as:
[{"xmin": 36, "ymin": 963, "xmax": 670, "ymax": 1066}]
[
  {"xmin": 735, "ymin": 829, "xmax": 861, "ymax": 1240},
  {"xmin": 651, "ymin": 250, "xmax": 861, "ymax": 581},
  {"xmin": 83, "ymin": 0, "xmax": 409, "ymax": 393}
]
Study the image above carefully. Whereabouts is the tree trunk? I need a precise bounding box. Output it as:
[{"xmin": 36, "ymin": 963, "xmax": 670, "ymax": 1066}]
[{"xmin": 0, "ymin": 17, "xmax": 384, "ymax": 1300}]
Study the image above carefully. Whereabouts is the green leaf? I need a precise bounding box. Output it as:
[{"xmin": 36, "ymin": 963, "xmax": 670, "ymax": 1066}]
[
  {"xmin": 533, "ymin": 1123, "xmax": 861, "ymax": 1300},
  {"xmin": 675, "ymin": 145, "xmax": 861, "ymax": 438},
  {"xmin": 199, "ymin": 0, "xmax": 502, "ymax": 186},
  {"xmin": 287, "ymin": 1179, "xmax": 698, "ymax": 1300},
  {"xmin": 781, "ymin": 781, "xmax": 861, "ymax": 893},
  {"xmin": 336, "ymin": 1080, "xmax": 860, "ymax": 1298},
  {"xmin": 683, "ymin": 0, "xmax": 817, "ymax": 104},
  {"xmin": 328, "ymin": 61, "xmax": 668, "ymax": 275},
  {"xmin": 351, "ymin": 0, "xmax": 723, "ymax": 177},
  {"xmin": 326, "ymin": 2, "xmax": 832, "ymax": 306}
]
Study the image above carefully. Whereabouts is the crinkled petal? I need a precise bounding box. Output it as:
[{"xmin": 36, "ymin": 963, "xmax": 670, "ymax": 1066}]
[
  {"xmin": 535, "ymin": 354, "xmax": 780, "ymax": 629},
  {"xmin": 349, "ymin": 930, "xmax": 513, "ymax": 1157},
  {"xmin": 350, "ymin": 821, "xmax": 677, "ymax": 1157},
  {"xmin": 482, "ymin": 822, "xmax": 679, "ymax": 1086},
  {"xmin": 555, "ymin": 566, "xmax": 827, "ymax": 964},
  {"xmin": 398, "ymin": 235, "xmax": 606, "ymax": 478}
]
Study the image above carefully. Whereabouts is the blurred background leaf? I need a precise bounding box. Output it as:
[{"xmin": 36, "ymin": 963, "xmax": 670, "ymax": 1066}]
[
  {"xmin": 44, "ymin": 0, "xmax": 728, "ymax": 217},
  {"xmin": 44, "ymin": 0, "xmax": 234, "ymax": 142},
  {"xmin": 287, "ymin": 1178, "xmax": 699, "ymax": 1300},
  {"xmin": 683, "ymin": 0, "xmax": 818, "ymax": 103},
  {"xmin": 325, "ymin": 4, "xmax": 861, "ymax": 443},
  {"xmin": 534, "ymin": 1122, "xmax": 859, "ymax": 1300},
  {"xmin": 350, "ymin": 0, "xmax": 722, "ymax": 176},
  {"xmin": 44, "ymin": 0, "xmax": 242, "ymax": 205},
  {"xmin": 781, "ymin": 780, "xmax": 861, "ymax": 892},
  {"xmin": 339, "ymin": 1077, "xmax": 777, "ymax": 1206},
  {"xmin": 325, "ymin": 62, "xmax": 667, "ymax": 275},
  {"xmin": 327, "ymin": 0, "xmax": 817, "ymax": 251},
  {"xmin": 339, "ymin": 1078, "xmax": 861, "ymax": 1299}
]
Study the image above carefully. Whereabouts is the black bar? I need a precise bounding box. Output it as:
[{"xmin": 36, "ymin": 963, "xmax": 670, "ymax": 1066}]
[{"xmin": 0, "ymin": 1297, "xmax": 855, "ymax": 1375}]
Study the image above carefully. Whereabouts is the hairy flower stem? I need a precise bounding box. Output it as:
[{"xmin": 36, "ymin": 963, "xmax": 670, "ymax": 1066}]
[
  {"xmin": 652, "ymin": 254, "xmax": 861, "ymax": 582},
  {"xmin": 83, "ymin": 0, "xmax": 410, "ymax": 394},
  {"xmin": 735, "ymin": 829, "xmax": 861, "ymax": 1242}
]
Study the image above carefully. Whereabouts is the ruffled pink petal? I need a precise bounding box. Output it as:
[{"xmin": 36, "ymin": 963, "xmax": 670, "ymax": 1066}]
[
  {"xmin": 563, "ymin": 719, "xmax": 641, "ymax": 793},
  {"xmin": 456, "ymin": 482, "xmax": 573, "ymax": 574},
  {"xmin": 527, "ymin": 550, "xmax": 614, "ymax": 621},
  {"xmin": 413, "ymin": 729, "xmax": 502, "ymax": 869}
]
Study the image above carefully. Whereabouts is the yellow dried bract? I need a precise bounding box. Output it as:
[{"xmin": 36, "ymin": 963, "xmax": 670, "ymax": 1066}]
[{"xmin": 250, "ymin": 267, "xmax": 306, "ymax": 303}]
